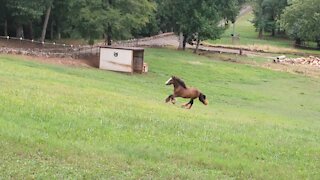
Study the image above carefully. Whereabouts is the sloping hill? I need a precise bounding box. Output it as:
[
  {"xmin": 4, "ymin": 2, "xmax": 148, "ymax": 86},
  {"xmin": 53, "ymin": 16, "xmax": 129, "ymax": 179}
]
[
  {"xmin": 208, "ymin": 10, "xmax": 320, "ymax": 55},
  {"xmin": 0, "ymin": 48, "xmax": 320, "ymax": 179}
]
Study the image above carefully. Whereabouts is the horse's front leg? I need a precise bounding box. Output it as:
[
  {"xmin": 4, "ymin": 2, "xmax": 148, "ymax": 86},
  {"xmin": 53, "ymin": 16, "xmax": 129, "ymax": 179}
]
[{"xmin": 165, "ymin": 94, "xmax": 176, "ymax": 104}]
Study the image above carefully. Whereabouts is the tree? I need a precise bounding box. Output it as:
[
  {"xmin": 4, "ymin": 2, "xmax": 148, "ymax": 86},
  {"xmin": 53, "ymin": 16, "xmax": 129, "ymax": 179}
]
[
  {"xmin": 0, "ymin": 0, "xmax": 9, "ymax": 36},
  {"xmin": 69, "ymin": 0, "xmax": 155, "ymax": 45},
  {"xmin": 251, "ymin": 0, "xmax": 288, "ymax": 38},
  {"xmin": 192, "ymin": 0, "xmax": 224, "ymax": 53},
  {"xmin": 252, "ymin": 0, "xmax": 268, "ymax": 38},
  {"xmin": 41, "ymin": 0, "xmax": 53, "ymax": 42},
  {"xmin": 50, "ymin": 0, "xmax": 73, "ymax": 40},
  {"xmin": 158, "ymin": 0, "xmax": 226, "ymax": 51},
  {"xmin": 220, "ymin": 0, "xmax": 240, "ymax": 24},
  {"xmin": 6, "ymin": 0, "xmax": 47, "ymax": 38},
  {"xmin": 280, "ymin": 0, "xmax": 320, "ymax": 47}
]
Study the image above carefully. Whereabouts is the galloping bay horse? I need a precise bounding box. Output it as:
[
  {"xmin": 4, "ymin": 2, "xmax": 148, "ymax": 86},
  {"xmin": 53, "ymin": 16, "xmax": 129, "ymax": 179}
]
[{"xmin": 165, "ymin": 76, "xmax": 208, "ymax": 109}]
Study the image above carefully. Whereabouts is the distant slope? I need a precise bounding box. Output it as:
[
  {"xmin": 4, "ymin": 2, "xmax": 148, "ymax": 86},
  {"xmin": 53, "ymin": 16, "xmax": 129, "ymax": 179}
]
[{"xmin": 209, "ymin": 9, "xmax": 320, "ymax": 55}]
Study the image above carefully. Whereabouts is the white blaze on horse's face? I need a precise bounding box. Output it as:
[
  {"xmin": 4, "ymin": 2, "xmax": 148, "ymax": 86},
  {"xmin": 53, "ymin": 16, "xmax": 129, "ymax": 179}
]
[{"xmin": 165, "ymin": 77, "xmax": 172, "ymax": 85}]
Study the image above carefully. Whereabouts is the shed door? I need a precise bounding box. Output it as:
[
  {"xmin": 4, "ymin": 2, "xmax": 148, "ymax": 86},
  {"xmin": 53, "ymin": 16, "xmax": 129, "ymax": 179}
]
[
  {"xmin": 100, "ymin": 48, "xmax": 133, "ymax": 73},
  {"xmin": 133, "ymin": 51, "xmax": 144, "ymax": 73}
]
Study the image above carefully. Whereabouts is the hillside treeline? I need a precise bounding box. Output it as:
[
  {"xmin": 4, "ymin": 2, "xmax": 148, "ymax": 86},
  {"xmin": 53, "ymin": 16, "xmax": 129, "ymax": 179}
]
[
  {"xmin": 0, "ymin": 0, "xmax": 319, "ymax": 48},
  {"xmin": 251, "ymin": 0, "xmax": 320, "ymax": 48}
]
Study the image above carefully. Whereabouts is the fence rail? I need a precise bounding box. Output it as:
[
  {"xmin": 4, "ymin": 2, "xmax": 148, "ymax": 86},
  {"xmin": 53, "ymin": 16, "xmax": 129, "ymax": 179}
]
[
  {"xmin": 0, "ymin": 36, "xmax": 102, "ymax": 59},
  {"xmin": 0, "ymin": 32, "xmax": 175, "ymax": 59},
  {"xmin": 0, "ymin": 36, "xmax": 74, "ymax": 48}
]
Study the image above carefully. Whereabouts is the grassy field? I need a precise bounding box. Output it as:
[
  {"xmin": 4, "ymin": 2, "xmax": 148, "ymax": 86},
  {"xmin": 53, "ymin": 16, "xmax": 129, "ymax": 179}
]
[
  {"xmin": 208, "ymin": 12, "xmax": 320, "ymax": 55},
  {"xmin": 1, "ymin": 48, "xmax": 320, "ymax": 179}
]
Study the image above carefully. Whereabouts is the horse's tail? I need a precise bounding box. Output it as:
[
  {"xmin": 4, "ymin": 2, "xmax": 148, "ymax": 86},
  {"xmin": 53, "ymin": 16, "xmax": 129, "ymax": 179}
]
[{"xmin": 199, "ymin": 93, "xmax": 208, "ymax": 105}]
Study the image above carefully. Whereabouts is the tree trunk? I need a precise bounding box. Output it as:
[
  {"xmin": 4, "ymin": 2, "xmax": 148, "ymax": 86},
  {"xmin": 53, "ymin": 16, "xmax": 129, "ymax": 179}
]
[
  {"xmin": 182, "ymin": 34, "xmax": 187, "ymax": 50},
  {"xmin": 271, "ymin": 28, "xmax": 275, "ymax": 37},
  {"xmin": 193, "ymin": 38, "xmax": 200, "ymax": 54},
  {"xmin": 232, "ymin": 22, "xmax": 235, "ymax": 36},
  {"xmin": 16, "ymin": 24, "xmax": 24, "ymax": 38},
  {"xmin": 29, "ymin": 22, "xmax": 34, "ymax": 39},
  {"xmin": 50, "ymin": 21, "xmax": 54, "ymax": 39},
  {"xmin": 107, "ymin": 25, "xmax": 112, "ymax": 45},
  {"xmin": 106, "ymin": 0, "xmax": 113, "ymax": 45},
  {"xmin": 4, "ymin": 19, "xmax": 8, "ymax": 36},
  {"xmin": 41, "ymin": 5, "xmax": 52, "ymax": 42},
  {"xmin": 107, "ymin": 34, "xmax": 112, "ymax": 45},
  {"xmin": 57, "ymin": 26, "xmax": 61, "ymax": 40},
  {"xmin": 178, "ymin": 32, "xmax": 183, "ymax": 50},
  {"xmin": 295, "ymin": 38, "xmax": 301, "ymax": 46},
  {"xmin": 316, "ymin": 40, "xmax": 320, "ymax": 49},
  {"xmin": 271, "ymin": 16, "xmax": 276, "ymax": 37},
  {"xmin": 258, "ymin": 28, "xmax": 263, "ymax": 39}
]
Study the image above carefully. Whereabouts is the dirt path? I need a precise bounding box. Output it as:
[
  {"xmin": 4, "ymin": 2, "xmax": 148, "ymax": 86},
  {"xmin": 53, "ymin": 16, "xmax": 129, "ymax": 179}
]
[
  {"xmin": 5, "ymin": 54, "xmax": 94, "ymax": 68},
  {"xmin": 115, "ymin": 6, "xmax": 273, "ymax": 57},
  {"xmin": 130, "ymin": 33, "xmax": 272, "ymax": 58}
]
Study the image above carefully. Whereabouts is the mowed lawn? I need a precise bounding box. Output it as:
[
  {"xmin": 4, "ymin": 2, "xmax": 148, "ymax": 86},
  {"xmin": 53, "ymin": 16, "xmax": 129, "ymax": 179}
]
[
  {"xmin": 209, "ymin": 12, "xmax": 294, "ymax": 48},
  {"xmin": 208, "ymin": 12, "xmax": 320, "ymax": 55},
  {"xmin": 0, "ymin": 48, "xmax": 320, "ymax": 179}
]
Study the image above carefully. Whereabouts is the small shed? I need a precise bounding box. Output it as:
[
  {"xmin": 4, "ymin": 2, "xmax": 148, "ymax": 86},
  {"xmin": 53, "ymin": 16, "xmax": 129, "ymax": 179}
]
[{"xmin": 99, "ymin": 46, "xmax": 145, "ymax": 73}]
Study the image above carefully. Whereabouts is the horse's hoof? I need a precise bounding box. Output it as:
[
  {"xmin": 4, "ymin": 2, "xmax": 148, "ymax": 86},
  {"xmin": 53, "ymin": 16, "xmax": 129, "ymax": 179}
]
[{"xmin": 186, "ymin": 104, "xmax": 193, "ymax": 109}]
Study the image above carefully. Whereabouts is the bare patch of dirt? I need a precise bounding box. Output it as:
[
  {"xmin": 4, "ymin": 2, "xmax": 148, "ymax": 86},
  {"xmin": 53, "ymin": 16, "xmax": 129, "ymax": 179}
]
[
  {"xmin": 188, "ymin": 61, "xmax": 203, "ymax": 65},
  {"xmin": 262, "ymin": 62, "xmax": 320, "ymax": 78},
  {"xmin": 199, "ymin": 50, "xmax": 320, "ymax": 78},
  {"xmin": 7, "ymin": 54, "xmax": 97, "ymax": 68}
]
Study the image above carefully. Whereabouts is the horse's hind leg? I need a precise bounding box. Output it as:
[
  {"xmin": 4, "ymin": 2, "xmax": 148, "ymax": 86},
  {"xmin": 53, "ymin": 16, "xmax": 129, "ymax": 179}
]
[
  {"xmin": 182, "ymin": 99, "xmax": 194, "ymax": 109},
  {"xmin": 186, "ymin": 99, "xmax": 194, "ymax": 109},
  {"xmin": 182, "ymin": 100, "xmax": 191, "ymax": 107}
]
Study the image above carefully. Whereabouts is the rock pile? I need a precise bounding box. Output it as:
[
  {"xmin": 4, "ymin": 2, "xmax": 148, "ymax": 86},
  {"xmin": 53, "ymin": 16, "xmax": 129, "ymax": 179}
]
[{"xmin": 273, "ymin": 56, "xmax": 320, "ymax": 68}]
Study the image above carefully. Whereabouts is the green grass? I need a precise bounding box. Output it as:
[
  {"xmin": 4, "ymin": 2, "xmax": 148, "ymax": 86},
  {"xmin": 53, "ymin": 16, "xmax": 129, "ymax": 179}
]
[
  {"xmin": 208, "ymin": 12, "xmax": 320, "ymax": 55},
  {"xmin": 210, "ymin": 13, "xmax": 294, "ymax": 48},
  {"xmin": 1, "ymin": 48, "xmax": 320, "ymax": 179}
]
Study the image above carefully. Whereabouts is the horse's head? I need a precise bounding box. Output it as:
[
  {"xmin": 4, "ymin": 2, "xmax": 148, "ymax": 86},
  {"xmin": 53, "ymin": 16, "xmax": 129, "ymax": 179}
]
[
  {"xmin": 165, "ymin": 76, "xmax": 175, "ymax": 85},
  {"xmin": 199, "ymin": 93, "xmax": 208, "ymax": 105},
  {"xmin": 165, "ymin": 76, "xmax": 187, "ymax": 88}
]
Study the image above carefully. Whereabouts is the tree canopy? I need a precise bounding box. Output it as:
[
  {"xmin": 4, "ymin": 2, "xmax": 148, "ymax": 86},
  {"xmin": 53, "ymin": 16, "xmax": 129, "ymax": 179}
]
[
  {"xmin": 156, "ymin": 0, "xmax": 244, "ymax": 50},
  {"xmin": 280, "ymin": 0, "xmax": 320, "ymax": 47},
  {"xmin": 1, "ymin": 0, "xmax": 320, "ymax": 49},
  {"xmin": 251, "ymin": 0, "xmax": 288, "ymax": 38},
  {"xmin": 0, "ymin": 0, "xmax": 156, "ymax": 44}
]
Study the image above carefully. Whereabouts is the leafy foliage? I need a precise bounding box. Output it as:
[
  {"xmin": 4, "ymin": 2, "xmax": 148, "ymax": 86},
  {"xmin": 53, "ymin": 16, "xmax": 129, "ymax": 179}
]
[
  {"xmin": 157, "ymin": 0, "xmax": 232, "ymax": 50},
  {"xmin": 2, "ymin": 0, "xmax": 318, "ymax": 49},
  {"xmin": 251, "ymin": 0, "xmax": 288, "ymax": 37},
  {"xmin": 280, "ymin": 0, "xmax": 320, "ymax": 47}
]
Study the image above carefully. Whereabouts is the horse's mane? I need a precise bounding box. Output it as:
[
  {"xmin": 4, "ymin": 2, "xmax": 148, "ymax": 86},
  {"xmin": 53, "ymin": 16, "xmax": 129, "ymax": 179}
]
[{"xmin": 173, "ymin": 76, "xmax": 187, "ymax": 88}]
